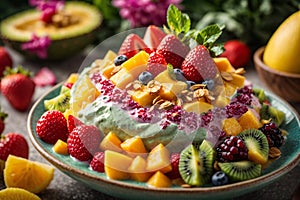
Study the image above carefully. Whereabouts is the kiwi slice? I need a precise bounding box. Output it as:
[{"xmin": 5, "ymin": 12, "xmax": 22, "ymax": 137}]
[
  {"xmin": 218, "ymin": 160, "xmax": 261, "ymax": 182},
  {"xmin": 238, "ymin": 129, "xmax": 269, "ymax": 165},
  {"xmin": 60, "ymin": 85, "xmax": 70, "ymax": 94},
  {"xmin": 260, "ymin": 103, "xmax": 285, "ymax": 126},
  {"xmin": 179, "ymin": 140, "xmax": 215, "ymax": 186},
  {"xmin": 44, "ymin": 90, "xmax": 70, "ymax": 112},
  {"xmin": 253, "ymin": 88, "xmax": 266, "ymax": 103}
]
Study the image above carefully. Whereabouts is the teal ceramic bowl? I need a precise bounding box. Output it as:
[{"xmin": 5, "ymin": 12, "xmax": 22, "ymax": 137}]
[{"xmin": 27, "ymin": 83, "xmax": 300, "ymax": 200}]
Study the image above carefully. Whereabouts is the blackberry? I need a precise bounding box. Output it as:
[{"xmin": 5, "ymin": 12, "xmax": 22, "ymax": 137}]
[
  {"xmin": 216, "ymin": 136, "xmax": 248, "ymax": 162},
  {"xmin": 259, "ymin": 122, "xmax": 284, "ymax": 148}
]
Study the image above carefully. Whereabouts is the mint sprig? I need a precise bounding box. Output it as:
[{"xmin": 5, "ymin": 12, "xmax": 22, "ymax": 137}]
[{"xmin": 165, "ymin": 4, "xmax": 225, "ymax": 57}]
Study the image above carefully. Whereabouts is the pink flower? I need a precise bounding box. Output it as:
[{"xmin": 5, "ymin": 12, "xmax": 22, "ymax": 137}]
[
  {"xmin": 29, "ymin": 0, "xmax": 65, "ymax": 23},
  {"xmin": 21, "ymin": 34, "xmax": 52, "ymax": 59},
  {"xmin": 112, "ymin": 0, "xmax": 183, "ymax": 28}
]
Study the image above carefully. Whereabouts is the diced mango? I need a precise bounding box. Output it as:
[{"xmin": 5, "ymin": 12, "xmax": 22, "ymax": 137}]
[
  {"xmin": 104, "ymin": 150, "xmax": 133, "ymax": 180},
  {"xmin": 121, "ymin": 51, "xmax": 149, "ymax": 78},
  {"xmin": 100, "ymin": 132, "xmax": 123, "ymax": 153},
  {"xmin": 224, "ymin": 82, "xmax": 237, "ymax": 97},
  {"xmin": 52, "ymin": 139, "xmax": 68, "ymax": 155},
  {"xmin": 222, "ymin": 118, "xmax": 243, "ymax": 136},
  {"xmin": 238, "ymin": 110, "xmax": 262, "ymax": 130},
  {"xmin": 147, "ymin": 171, "xmax": 172, "ymax": 188},
  {"xmin": 66, "ymin": 73, "xmax": 79, "ymax": 84},
  {"xmin": 183, "ymin": 101, "xmax": 213, "ymax": 114},
  {"xmin": 128, "ymin": 156, "xmax": 152, "ymax": 182},
  {"xmin": 110, "ymin": 68, "xmax": 135, "ymax": 89},
  {"xmin": 213, "ymin": 57, "xmax": 235, "ymax": 72},
  {"xmin": 131, "ymin": 86, "xmax": 158, "ymax": 107},
  {"xmin": 121, "ymin": 136, "xmax": 148, "ymax": 156},
  {"xmin": 158, "ymin": 86, "xmax": 177, "ymax": 101},
  {"xmin": 102, "ymin": 64, "xmax": 116, "ymax": 79},
  {"xmin": 146, "ymin": 143, "xmax": 172, "ymax": 174},
  {"xmin": 230, "ymin": 73, "xmax": 245, "ymax": 88}
]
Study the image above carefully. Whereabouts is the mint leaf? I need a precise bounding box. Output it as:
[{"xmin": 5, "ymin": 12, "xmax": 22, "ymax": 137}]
[
  {"xmin": 167, "ymin": 63, "xmax": 176, "ymax": 80},
  {"xmin": 210, "ymin": 44, "xmax": 225, "ymax": 57},
  {"xmin": 167, "ymin": 4, "xmax": 191, "ymax": 35}
]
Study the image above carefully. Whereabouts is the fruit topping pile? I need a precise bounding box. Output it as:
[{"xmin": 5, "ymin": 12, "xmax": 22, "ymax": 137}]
[{"xmin": 36, "ymin": 5, "xmax": 288, "ymax": 188}]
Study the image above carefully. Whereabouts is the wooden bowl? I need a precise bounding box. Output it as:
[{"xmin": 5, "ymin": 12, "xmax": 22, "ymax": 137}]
[{"xmin": 254, "ymin": 47, "xmax": 300, "ymax": 102}]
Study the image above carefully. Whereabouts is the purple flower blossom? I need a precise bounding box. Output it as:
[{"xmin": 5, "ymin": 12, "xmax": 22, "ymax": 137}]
[
  {"xmin": 21, "ymin": 34, "xmax": 52, "ymax": 59},
  {"xmin": 112, "ymin": 0, "xmax": 183, "ymax": 27},
  {"xmin": 29, "ymin": 0, "xmax": 64, "ymax": 12}
]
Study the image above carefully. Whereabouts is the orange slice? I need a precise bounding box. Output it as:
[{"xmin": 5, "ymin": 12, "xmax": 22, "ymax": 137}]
[{"xmin": 0, "ymin": 188, "xmax": 41, "ymax": 200}]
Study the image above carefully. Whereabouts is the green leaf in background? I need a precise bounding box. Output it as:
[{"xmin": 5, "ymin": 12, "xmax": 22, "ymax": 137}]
[
  {"xmin": 167, "ymin": 4, "xmax": 191, "ymax": 35},
  {"xmin": 167, "ymin": 64, "xmax": 176, "ymax": 80}
]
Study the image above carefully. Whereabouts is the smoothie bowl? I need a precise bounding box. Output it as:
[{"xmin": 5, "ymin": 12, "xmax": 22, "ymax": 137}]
[{"xmin": 28, "ymin": 5, "xmax": 300, "ymax": 200}]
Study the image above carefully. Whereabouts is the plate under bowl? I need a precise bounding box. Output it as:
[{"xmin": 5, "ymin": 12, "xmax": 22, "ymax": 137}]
[{"xmin": 27, "ymin": 83, "xmax": 300, "ymax": 200}]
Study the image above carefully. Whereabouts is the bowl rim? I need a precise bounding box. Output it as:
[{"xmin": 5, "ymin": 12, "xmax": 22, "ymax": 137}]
[
  {"xmin": 254, "ymin": 46, "xmax": 300, "ymax": 79},
  {"xmin": 27, "ymin": 83, "xmax": 300, "ymax": 195}
]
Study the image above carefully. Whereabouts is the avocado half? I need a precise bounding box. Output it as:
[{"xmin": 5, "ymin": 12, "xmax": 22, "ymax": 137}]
[{"xmin": 0, "ymin": 1, "xmax": 102, "ymax": 60}]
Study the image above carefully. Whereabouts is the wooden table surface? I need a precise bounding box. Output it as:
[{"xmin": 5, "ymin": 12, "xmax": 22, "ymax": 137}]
[{"xmin": 1, "ymin": 47, "xmax": 299, "ymax": 200}]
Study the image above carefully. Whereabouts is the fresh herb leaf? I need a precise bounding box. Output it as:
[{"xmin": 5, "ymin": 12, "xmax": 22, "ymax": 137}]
[
  {"xmin": 167, "ymin": 63, "xmax": 176, "ymax": 80},
  {"xmin": 210, "ymin": 44, "xmax": 225, "ymax": 57},
  {"xmin": 167, "ymin": 4, "xmax": 191, "ymax": 35}
]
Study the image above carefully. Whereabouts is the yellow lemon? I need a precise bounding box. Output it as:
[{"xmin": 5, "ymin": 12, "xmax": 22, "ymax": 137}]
[
  {"xmin": 263, "ymin": 10, "xmax": 300, "ymax": 73},
  {"xmin": 4, "ymin": 155, "xmax": 54, "ymax": 194},
  {"xmin": 0, "ymin": 188, "xmax": 41, "ymax": 200}
]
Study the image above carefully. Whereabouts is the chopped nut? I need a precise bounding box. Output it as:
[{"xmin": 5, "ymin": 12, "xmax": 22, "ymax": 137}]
[
  {"xmin": 152, "ymin": 96, "xmax": 163, "ymax": 105},
  {"xmin": 190, "ymin": 84, "xmax": 206, "ymax": 91},
  {"xmin": 235, "ymin": 68, "xmax": 246, "ymax": 75},
  {"xmin": 214, "ymin": 161, "xmax": 220, "ymax": 171},
  {"xmin": 221, "ymin": 71, "xmax": 233, "ymax": 81},
  {"xmin": 269, "ymin": 147, "xmax": 281, "ymax": 158},
  {"xmin": 147, "ymin": 80, "xmax": 161, "ymax": 94},
  {"xmin": 111, "ymin": 65, "xmax": 122, "ymax": 75},
  {"xmin": 159, "ymin": 101, "xmax": 174, "ymax": 110}
]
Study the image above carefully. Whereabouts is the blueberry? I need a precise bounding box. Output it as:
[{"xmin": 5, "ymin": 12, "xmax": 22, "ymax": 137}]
[
  {"xmin": 114, "ymin": 55, "xmax": 128, "ymax": 66},
  {"xmin": 186, "ymin": 80, "xmax": 196, "ymax": 88},
  {"xmin": 202, "ymin": 79, "xmax": 215, "ymax": 90},
  {"xmin": 173, "ymin": 69, "xmax": 186, "ymax": 81},
  {"xmin": 138, "ymin": 71, "xmax": 153, "ymax": 85},
  {"xmin": 211, "ymin": 171, "xmax": 229, "ymax": 186}
]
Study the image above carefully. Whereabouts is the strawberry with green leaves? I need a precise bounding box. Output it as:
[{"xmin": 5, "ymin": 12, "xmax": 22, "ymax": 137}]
[
  {"xmin": 1, "ymin": 66, "xmax": 35, "ymax": 111},
  {"xmin": 0, "ymin": 47, "xmax": 13, "ymax": 78},
  {"xmin": 146, "ymin": 51, "xmax": 167, "ymax": 76},
  {"xmin": 0, "ymin": 107, "xmax": 8, "ymax": 135}
]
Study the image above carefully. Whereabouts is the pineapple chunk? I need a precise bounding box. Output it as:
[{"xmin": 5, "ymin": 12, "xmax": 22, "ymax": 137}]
[
  {"xmin": 214, "ymin": 94, "xmax": 230, "ymax": 108},
  {"xmin": 238, "ymin": 110, "xmax": 262, "ymax": 130},
  {"xmin": 128, "ymin": 156, "xmax": 152, "ymax": 182},
  {"xmin": 131, "ymin": 86, "xmax": 158, "ymax": 107},
  {"xmin": 110, "ymin": 68, "xmax": 135, "ymax": 89},
  {"xmin": 66, "ymin": 73, "xmax": 79, "ymax": 84},
  {"xmin": 102, "ymin": 64, "xmax": 116, "ymax": 79},
  {"xmin": 147, "ymin": 171, "xmax": 172, "ymax": 188},
  {"xmin": 52, "ymin": 139, "xmax": 68, "ymax": 155},
  {"xmin": 224, "ymin": 82, "xmax": 237, "ymax": 97},
  {"xmin": 183, "ymin": 101, "xmax": 213, "ymax": 114},
  {"xmin": 213, "ymin": 57, "xmax": 235, "ymax": 72},
  {"xmin": 222, "ymin": 118, "xmax": 243, "ymax": 136},
  {"xmin": 146, "ymin": 143, "xmax": 172, "ymax": 174},
  {"xmin": 104, "ymin": 150, "xmax": 133, "ymax": 180},
  {"xmin": 121, "ymin": 136, "xmax": 148, "ymax": 155},
  {"xmin": 121, "ymin": 51, "xmax": 149, "ymax": 78},
  {"xmin": 91, "ymin": 50, "xmax": 117, "ymax": 71},
  {"xmin": 100, "ymin": 131, "xmax": 123, "ymax": 153}
]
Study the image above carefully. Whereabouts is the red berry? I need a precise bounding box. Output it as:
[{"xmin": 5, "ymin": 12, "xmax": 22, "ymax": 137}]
[
  {"xmin": 181, "ymin": 45, "xmax": 218, "ymax": 83},
  {"xmin": 0, "ymin": 133, "xmax": 29, "ymax": 161},
  {"xmin": 118, "ymin": 34, "xmax": 149, "ymax": 59},
  {"xmin": 33, "ymin": 67, "xmax": 56, "ymax": 87},
  {"xmin": 0, "ymin": 47, "xmax": 13, "ymax": 77},
  {"xmin": 166, "ymin": 153, "xmax": 180, "ymax": 179},
  {"xmin": 146, "ymin": 51, "xmax": 167, "ymax": 76},
  {"xmin": 36, "ymin": 110, "xmax": 69, "ymax": 144},
  {"xmin": 0, "ymin": 110, "xmax": 8, "ymax": 135},
  {"xmin": 41, "ymin": 8, "xmax": 56, "ymax": 24},
  {"xmin": 143, "ymin": 25, "xmax": 166, "ymax": 51},
  {"xmin": 157, "ymin": 34, "xmax": 189, "ymax": 68},
  {"xmin": 219, "ymin": 40, "xmax": 251, "ymax": 68},
  {"xmin": 67, "ymin": 125, "xmax": 102, "ymax": 162},
  {"xmin": 90, "ymin": 152, "xmax": 105, "ymax": 173},
  {"xmin": 67, "ymin": 115, "xmax": 83, "ymax": 134}
]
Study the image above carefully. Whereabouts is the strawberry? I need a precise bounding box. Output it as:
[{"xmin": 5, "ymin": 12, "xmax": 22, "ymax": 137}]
[
  {"xmin": 118, "ymin": 33, "xmax": 149, "ymax": 59},
  {"xmin": 157, "ymin": 34, "xmax": 190, "ymax": 68},
  {"xmin": 0, "ymin": 133, "xmax": 29, "ymax": 161},
  {"xmin": 67, "ymin": 124, "xmax": 102, "ymax": 162},
  {"xmin": 33, "ymin": 67, "xmax": 56, "ymax": 87},
  {"xmin": 143, "ymin": 25, "xmax": 166, "ymax": 51},
  {"xmin": 0, "ymin": 47, "xmax": 13, "ymax": 78},
  {"xmin": 67, "ymin": 115, "xmax": 83, "ymax": 133},
  {"xmin": 219, "ymin": 40, "xmax": 251, "ymax": 68},
  {"xmin": 146, "ymin": 51, "xmax": 167, "ymax": 76},
  {"xmin": 1, "ymin": 66, "xmax": 35, "ymax": 111},
  {"xmin": 181, "ymin": 45, "xmax": 218, "ymax": 83},
  {"xmin": 90, "ymin": 151, "xmax": 105, "ymax": 173},
  {"xmin": 0, "ymin": 108, "xmax": 8, "ymax": 135},
  {"xmin": 36, "ymin": 110, "xmax": 69, "ymax": 144},
  {"xmin": 166, "ymin": 153, "xmax": 180, "ymax": 179}
]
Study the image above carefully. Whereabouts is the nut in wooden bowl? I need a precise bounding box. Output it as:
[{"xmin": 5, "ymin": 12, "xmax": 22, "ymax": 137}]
[{"xmin": 254, "ymin": 46, "xmax": 300, "ymax": 102}]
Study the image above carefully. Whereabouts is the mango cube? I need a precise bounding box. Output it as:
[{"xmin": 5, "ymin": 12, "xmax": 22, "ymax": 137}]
[
  {"xmin": 147, "ymin": 171, "xmax": 172, "ymax": 188},
  {"xmin": 110, "ymin": 68, "xmax": 134, "ymax": 89},
  {"xmin": 238, "ymin": 110, "xmax": 262, "ymax": 130},
  {"xmin": 104, "ymin": 150, "xmax": 133, "ymax": 180},
  {"xmin": 52, "ymin": 139, "xmax": 68, "ymax": 155},
  {"xmin": 128, "ymin": 156, "xmax": 152, "ymax": 182},
  {"xmin": 121, "ymin": 51, "xmax": 149, "ymax": 78},
  {"xmin": 230, "ymin": 73, "xmax": 245, "ymax": 88},
  {"xmin": 121, "ymin": 136, "xmax": 148, "ymax": 155},
  {"xmin": 183, "ymin": 101, "xmax": 213, "ymax": 114},
  {"xmin": 102, "ymin": 64, "xmax": 116, "ymax": 79},
  {"xmin": 213, "ymin": 57, "xmax": 235, "ymax": 72},
  {"xmin": 100, "ymin": 131, "xmax": 123, "ymax": 153},
  {"xmin": 146, "ymin": 143, "xmax": 172, "ymax": 174},
  {"xmin": 131, "ymin": 86, "xmax": 158, "ymax": 107},
  {"xmin": 222, "ymin": 118, "xmax": 243, "ymax": 136}
]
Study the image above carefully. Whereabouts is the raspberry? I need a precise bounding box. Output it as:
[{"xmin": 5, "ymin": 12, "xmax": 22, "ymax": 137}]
[
  {"xmin": 216, "ymin": 136, "xmax": 248, "ymax": 162},
  {"xmin": 165, "ymin": 106, "xmax": 182, "ymax": 124},
  {"xmin": 130, "ymin": 107, "xmax": 153, "ymax": 122},
  {"xmin": 166, "ymin": 153, "xmax": 180, "ymax": 179},
  {"xmin": 259, "ymin": 122, "xmax": 285, "ymax": 148},
  {"xmin": 90, "ymin": 152, "xmax": 105, "ymax": 173}
]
